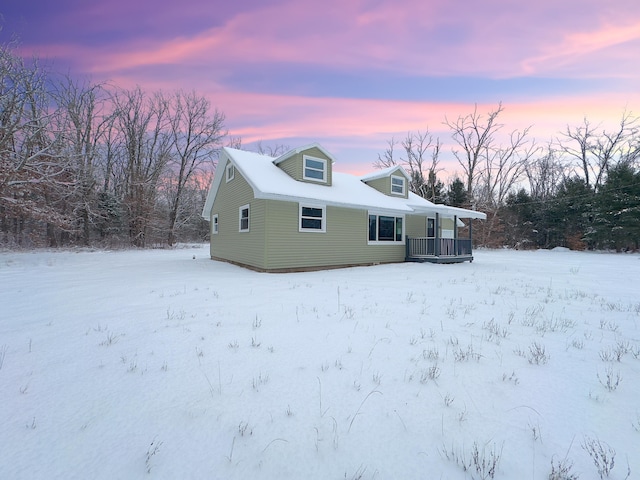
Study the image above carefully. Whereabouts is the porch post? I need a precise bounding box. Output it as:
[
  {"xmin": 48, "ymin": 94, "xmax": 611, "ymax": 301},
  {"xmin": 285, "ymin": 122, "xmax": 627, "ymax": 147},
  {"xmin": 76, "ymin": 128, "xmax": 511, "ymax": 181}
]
[
  {"xmin": 454, "ymin": 215, "xmax": 458, "ymax": 255},
  {"xmin": 435, "ymin": 213, "xmax": 440, "ymax": 257}
]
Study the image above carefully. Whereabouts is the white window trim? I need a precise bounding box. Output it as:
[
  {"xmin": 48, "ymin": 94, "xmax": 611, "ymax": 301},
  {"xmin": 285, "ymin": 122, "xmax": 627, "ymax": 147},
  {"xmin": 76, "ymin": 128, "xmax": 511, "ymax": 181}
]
[
  {"xmin": 212, "ymin": 214, "xmax": 219, "ymax": 234},
  {"xmin": 239, "ymin": 204, "xmax": 250, "ymax": 232},
  {"xmin": 390, "ymin": 174, "xmax": 406, "ymax": 196},
  {"xmin": 302, "ymin": 155, "xmax": 327, "ymax": 183},
  {"xmin": 226, "ymin": 163, "xmax": 235, "ymax": 182},
  {"xmin": 367, "ymin": 212, "xmax": 405, "ymax": 245},
  {"xmin": 299, "ymin": 204, "xmax": 326, "ymax": 233}
]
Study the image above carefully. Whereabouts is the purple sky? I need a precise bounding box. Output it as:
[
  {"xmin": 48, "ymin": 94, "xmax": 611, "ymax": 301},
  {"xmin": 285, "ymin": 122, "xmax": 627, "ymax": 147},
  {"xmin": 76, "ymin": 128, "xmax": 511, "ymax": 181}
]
[{"xmin": 2, "ymin": 0, "xmax": 639, "ymax": 175}]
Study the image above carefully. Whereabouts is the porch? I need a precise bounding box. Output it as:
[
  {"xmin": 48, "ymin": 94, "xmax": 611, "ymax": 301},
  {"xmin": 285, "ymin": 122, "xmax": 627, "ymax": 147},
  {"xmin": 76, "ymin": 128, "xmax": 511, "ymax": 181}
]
[
  {"xmin": 405, "ymin": 237, "xmax": 474, "ymax": 263},
  {"xmin": 404, "ymin": 212, "xmax": 477, "ymax": 264}
]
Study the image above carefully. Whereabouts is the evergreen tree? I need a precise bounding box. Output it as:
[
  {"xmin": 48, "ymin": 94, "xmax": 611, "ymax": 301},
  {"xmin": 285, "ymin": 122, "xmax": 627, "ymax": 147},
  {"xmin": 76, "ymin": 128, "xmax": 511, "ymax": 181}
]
[
  {"xmin": 546, "ymin": 177, "xmax": 593, "ymax": 249},
  {"xmin": 426, "ymin": 171, "xmax": 445, "ymax": 203},
  {"xmin": 504, "ymin": 189, "xmax": 536, "ymax": 248},
  {"xmin": 588, "ymin": 163, "xmax": 640, "ymax": 251},
  {"xmin": 446, "ymin": 178, "xmax": 468, "ymax": 207}
]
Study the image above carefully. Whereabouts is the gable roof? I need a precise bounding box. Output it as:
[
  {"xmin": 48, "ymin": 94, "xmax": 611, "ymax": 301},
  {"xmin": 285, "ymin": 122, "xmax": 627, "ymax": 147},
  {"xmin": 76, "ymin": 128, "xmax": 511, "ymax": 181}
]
[
  {"xmin": 273, "ymin": 142, "xmax": 336, "ymax": 165},
  {"xmin": 202, "ymin": 146, "xmax": 486, "ymax": 220},
  {"xmin": 360, "ymin": 165, "xmax": 410, "ymax": 182}
]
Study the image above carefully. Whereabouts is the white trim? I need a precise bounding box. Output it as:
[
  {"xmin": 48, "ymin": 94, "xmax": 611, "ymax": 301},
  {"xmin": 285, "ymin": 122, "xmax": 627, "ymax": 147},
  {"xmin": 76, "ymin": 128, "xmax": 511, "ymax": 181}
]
[
  {"xmin": 367, "ymin": 212, "xmax": 405, "ymax": 245},
  {"xmin": 390, "ymin": 175, "xmax": 406, "ymax": 196},
  {"xmin": 299, "ymin": 204, "xmax": 326, "ymax": 233},
  {"xmin": 225, "ymin": 163, "xmax": 235, "ymax": 182},
  {"xmin": 212, "ymin": 214, "xmax": 219, "ymax": 234},
  {"xmin": 303, "ymin": 155, "xmax": 327, "ymax": 183},
  {"xmin": 273, "ymin": 143, "xmax": 336, "ymax": 165},
  {"xmin": 360, "ymin": 165, "xmax": 411, "ymax": 182},
  {"xmin": 239, "ymin": 204, "xmax": 250, "ymax": 232}
]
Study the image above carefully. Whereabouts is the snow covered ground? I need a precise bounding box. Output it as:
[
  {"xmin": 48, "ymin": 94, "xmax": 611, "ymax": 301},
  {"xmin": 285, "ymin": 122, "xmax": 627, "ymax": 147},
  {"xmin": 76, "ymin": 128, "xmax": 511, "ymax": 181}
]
[{"xmin": 1, "ymin": 245, "xmax": 639, "ymax": 479}]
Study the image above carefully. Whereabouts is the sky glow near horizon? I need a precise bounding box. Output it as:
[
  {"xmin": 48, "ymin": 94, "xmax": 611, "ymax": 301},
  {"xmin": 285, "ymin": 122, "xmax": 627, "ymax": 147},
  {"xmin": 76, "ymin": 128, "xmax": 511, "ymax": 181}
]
[{"xmin": 2, "ymin": 0, "xmax": 639, "ymax": 176}]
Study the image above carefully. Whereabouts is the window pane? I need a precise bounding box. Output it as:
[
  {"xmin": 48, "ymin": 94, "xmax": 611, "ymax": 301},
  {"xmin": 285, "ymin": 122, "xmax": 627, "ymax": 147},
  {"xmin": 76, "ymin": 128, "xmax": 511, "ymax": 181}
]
[
  {"xmin": 306, "ymin": 159, "xmax": 325, "ymax": 170},
  {"xmin": 391, "ymin": 177, "xmax": 404, "ymax": 193},
  {"xmin": 369, "ymin": 215, "xmax": 377, "ymax": 241},
  {"xmin": 240, "ymin": 207, "xmax": 249, "ymax": 231},
  {"xmin": 378, "ymin": 216, "xmax": 395, "ymax": 241},
  {"xmin": 305, "ymin": 168, "xmax": 324, "ymax": 180},
  {"xmin": 301, "ymin": 218, "xmax": 322, "ymax": 229},
  {"xmin": 395, "ymin": 217, "xmax": 403, "ymax": 241},
  {"xmin": 302, "ymin": 207, "xmax": 323, "ymax": 218}
]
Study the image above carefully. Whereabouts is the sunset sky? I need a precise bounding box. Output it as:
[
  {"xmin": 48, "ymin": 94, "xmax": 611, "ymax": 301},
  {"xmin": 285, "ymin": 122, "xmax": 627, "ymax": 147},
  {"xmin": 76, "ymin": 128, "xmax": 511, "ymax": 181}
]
[{"xmin": 2, "ymin": 0, "xmax": 639, "ymax": 175}]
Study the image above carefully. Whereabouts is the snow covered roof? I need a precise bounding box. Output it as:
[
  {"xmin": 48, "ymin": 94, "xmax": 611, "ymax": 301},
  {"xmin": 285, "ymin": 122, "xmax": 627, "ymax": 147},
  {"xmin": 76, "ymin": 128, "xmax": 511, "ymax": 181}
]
[
  {"xmin": 360, "ymin": 165, "xmax": 410, "ymax": 182},
  {"xmin": 273, "ymin": 142, "xmax": 335, "ymax": 165},
  {"xmin": 202, "ymin": 146, "xmax": 486, "ymax": 220}
]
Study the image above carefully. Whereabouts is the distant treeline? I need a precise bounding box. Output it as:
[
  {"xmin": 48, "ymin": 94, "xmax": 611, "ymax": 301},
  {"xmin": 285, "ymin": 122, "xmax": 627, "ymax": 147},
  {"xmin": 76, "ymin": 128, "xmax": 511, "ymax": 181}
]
[
  {"xmin": 375, "ymin": 104, "xmax": 640, "ymax": 251},
  {"xmin": 1, "ymin": 43, "xmax": 227, "ymax": 248},
  {"xmin": 2, "ymin": 42, "xmax": 639, "ymax": 251}
]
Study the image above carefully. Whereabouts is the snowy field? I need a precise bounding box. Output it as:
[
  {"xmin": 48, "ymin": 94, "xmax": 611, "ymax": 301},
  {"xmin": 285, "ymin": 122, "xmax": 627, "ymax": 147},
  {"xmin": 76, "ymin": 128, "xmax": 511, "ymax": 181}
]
[{"xmin": 1, "ymin": 245, "xmax": 639, "ymax": 479}]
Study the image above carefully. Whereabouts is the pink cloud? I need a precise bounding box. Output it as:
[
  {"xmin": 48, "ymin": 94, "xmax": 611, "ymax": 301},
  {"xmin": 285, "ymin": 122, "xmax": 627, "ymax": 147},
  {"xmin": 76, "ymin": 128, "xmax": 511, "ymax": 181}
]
[
  {"xmin": 206, "ymin": 88, "xmax": 640, "ymax": 175},
  {"xmin": 521, "ymin": 21, "xmax": 640, "ymax": 77},
  {"xmin": 11, "ymin": 0, "xmax": 640, "ymax": 177},
  {"xmin": 23, "ymin": 0, "xmax": 640, "ymax": 83}
]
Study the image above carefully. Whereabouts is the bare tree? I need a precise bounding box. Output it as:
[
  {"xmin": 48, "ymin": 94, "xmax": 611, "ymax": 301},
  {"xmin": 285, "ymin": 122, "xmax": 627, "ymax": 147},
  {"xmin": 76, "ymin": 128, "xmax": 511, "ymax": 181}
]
[
  {"xmin": 112, "ymin": 87, "xmax": 172, "ymax": 247},
  {"xmin": 51, "ymin": 75, "xmax": 111, "ymax": 245},
  {"xmin": 165, "ymin": 90, "xmax": 226, "ymax": 246},
  {"xmin": 374, "ymin": 132, "xmax": 442, "ymax": 200},
  {"xmin": 0, "ymin": 45, "xmax": 70, "ymax": 245},
  {"xmin": 373, "ymin": 137, "xmax": 398, "ymax": 169},
  {"xmin": 476, "ymin": 127, "xmax": 538, "ymax": 210},
  {"xmin": 558, "ymin": 117, "xmax": 597, "ymax": 189},
  {"xmin": 558, "ymin": 112, "xmax": 639, "ymax": 191},
  {"xmin": 591, "ymin": 111, "xmax": 640, "ymax": 186},
  {"xmin": 525, "ymin": 144, "xmax": 565, "ymax": 200},
  {"xmin": 253, "ymin": 140, "xmax": 289, "ymax": 157},
  {"xmin": 444, "ymin": 103, "xmax": 504, "ymax": 199}
]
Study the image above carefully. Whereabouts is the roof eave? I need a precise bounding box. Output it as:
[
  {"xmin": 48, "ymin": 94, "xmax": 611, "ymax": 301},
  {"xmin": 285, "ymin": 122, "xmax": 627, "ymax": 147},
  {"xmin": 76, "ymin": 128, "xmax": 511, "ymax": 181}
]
[{"xmin": 273, "ymin": 143, "xmax": 337, "ymax": 165}]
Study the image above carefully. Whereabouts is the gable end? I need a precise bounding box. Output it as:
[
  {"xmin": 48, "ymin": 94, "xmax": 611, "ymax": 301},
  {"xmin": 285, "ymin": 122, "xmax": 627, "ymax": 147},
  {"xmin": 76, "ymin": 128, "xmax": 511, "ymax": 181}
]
[{"xmin": 274, "ymin": 145, "xmax": 333, "ymax": 186}]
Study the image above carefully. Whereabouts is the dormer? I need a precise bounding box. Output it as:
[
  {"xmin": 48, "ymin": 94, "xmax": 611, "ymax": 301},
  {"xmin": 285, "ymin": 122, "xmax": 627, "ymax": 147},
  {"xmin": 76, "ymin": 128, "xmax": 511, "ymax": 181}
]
[
  {"xmin": 273, "ymin": 143, "xmax": 334, "ymax": 186},
  {"xmin": 360, "ymin": 166, "xmax": 410, "ymax": 199}
]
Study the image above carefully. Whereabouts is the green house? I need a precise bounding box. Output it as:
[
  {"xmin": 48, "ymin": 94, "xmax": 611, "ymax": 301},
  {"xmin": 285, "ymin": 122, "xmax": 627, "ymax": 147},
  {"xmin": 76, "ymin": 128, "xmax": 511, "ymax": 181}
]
[{"xmin": 201, "ymin": 144, "xmax": 486, "ymax": 271}]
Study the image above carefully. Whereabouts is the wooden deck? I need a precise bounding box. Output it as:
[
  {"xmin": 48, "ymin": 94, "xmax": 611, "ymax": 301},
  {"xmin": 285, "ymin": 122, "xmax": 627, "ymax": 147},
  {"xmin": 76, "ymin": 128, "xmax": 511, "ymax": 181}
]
[{"xmin": 405, "ymin": 237, "xmax": 474, "ymax": 264}]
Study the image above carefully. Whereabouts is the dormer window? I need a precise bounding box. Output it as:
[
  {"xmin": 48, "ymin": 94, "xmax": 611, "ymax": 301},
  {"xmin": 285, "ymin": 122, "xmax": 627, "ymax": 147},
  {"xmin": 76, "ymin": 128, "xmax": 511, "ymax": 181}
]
[
  {"xmin": 226, "ymin": 163, "xmax": 235, "ymax": 182},
  {"xmin": 391, "ymin": 175, "xmax": 405, "ymax": 196},
  {"xmin": 303, "ymin": 155, "xmax": 327, "ymax": 183}
]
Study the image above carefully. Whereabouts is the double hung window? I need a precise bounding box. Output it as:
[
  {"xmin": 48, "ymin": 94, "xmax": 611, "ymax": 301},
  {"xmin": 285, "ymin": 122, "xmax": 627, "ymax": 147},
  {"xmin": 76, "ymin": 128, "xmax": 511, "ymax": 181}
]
[
  {"xmin": 226, "ymin": 163, "xmax": 235, "ymax": 182},
  {"xmin": 303, "ymin": 155, "xmax": 327, "ymax": 182},
  {"xmin": 299, "ymin": 204, "xmax": 326, "ymax": 232},
  {"xmin": 239, "ymin": 205, "xmax": 250, "ymax": 232},
  {"xmin": 391, "ymin": 175, "xmax": 406, "ymax": 196}
]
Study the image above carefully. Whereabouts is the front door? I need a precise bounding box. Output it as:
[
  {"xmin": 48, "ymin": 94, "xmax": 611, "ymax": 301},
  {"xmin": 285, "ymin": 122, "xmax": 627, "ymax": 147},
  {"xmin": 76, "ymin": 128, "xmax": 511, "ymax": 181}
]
[{"xmin": 426, "ymin": 218, "xmax": 435, "ymax": 255}]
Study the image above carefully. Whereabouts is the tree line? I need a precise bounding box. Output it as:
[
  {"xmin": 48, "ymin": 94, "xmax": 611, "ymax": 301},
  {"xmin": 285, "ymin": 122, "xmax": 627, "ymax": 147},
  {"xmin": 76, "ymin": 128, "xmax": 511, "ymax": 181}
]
[
  {"xmin": 1, "ymin": 43, "xmax": 227, "ymax": 247},
  {"xmin": 375, "ymin": 103, "xmax": 640, "ymax": 251},
  {"xmin": 2, "ymin": 40, "xmax": 639, "ymax": 251}
]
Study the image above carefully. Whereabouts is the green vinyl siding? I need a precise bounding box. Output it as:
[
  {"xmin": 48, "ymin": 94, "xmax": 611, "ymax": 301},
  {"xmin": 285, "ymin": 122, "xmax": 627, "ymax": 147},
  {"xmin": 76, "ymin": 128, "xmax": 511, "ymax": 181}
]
[
  {"xmin": 405, "ymin": 215, "xmax": 426, "ymax": 238},
  {"xmin": 440, "ymin": 217, "xmax": 455, "ymax": 231},
  {"xmin": 277, "ymin": 146, "xmax": 332, "ymax": 186},
  {"xmin": 364, "ymin": 176, "xmax": 391, "ymax": 196},
  {"xmin": 210, "ymin": 160, "xmax": 267, "ymax": 269},
  {"xmin": 363, "ymin": 168, "xmax": 408, "ymax": 199},
  {"xmin": 264, "ymin": 201, "xmax": 405, "ymax": 270}
]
